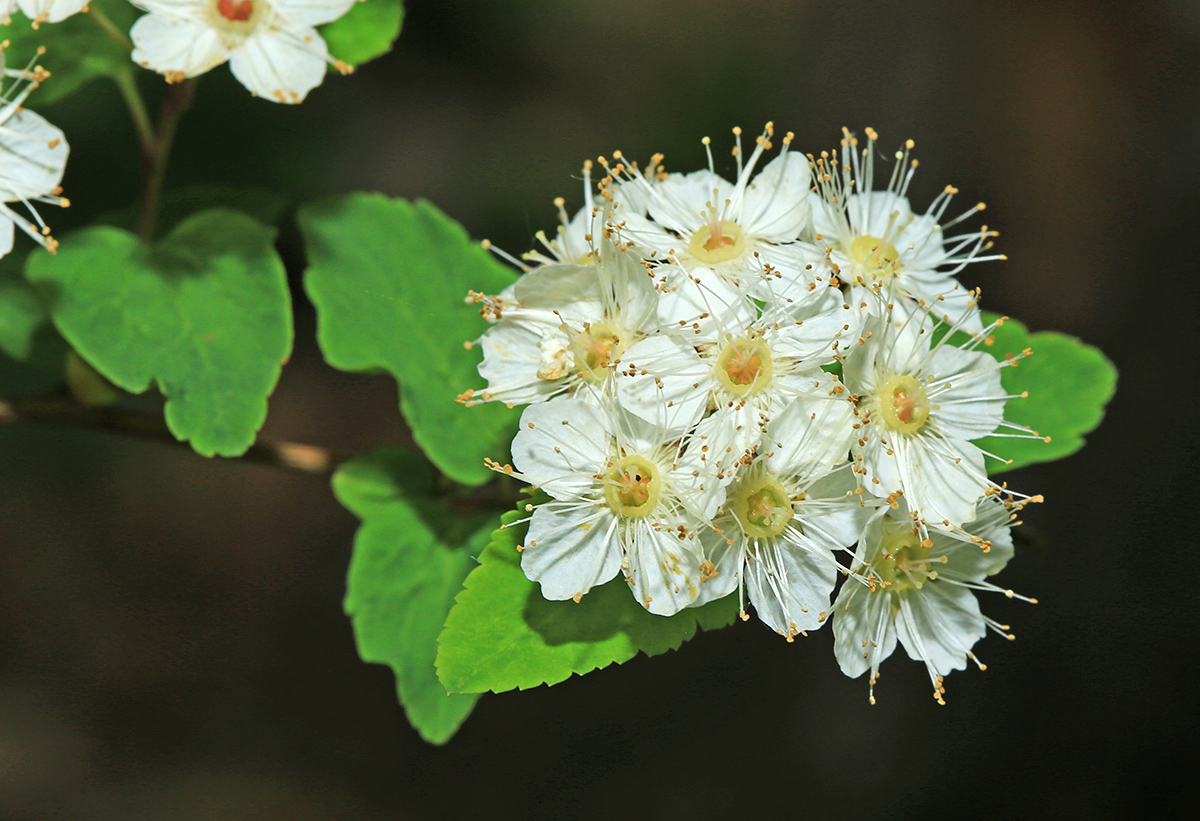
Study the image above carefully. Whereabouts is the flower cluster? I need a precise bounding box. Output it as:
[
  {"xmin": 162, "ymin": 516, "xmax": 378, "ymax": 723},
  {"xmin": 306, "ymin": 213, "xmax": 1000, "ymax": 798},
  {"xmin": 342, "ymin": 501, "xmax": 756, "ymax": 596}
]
[
  {"xmin": 0, "ymin": 45, "xmax": 69, "ymax": 259},
  {"xmin": 465, "ymin": 125, "xmax": 1044, "ymax": 702}
]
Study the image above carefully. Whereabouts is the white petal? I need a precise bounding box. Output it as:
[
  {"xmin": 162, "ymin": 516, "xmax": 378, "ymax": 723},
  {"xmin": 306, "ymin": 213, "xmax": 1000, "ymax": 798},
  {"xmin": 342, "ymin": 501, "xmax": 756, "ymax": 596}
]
[
  {"xmin": 624, "ymin": 523, "xmax": 704, "ymax": 615},
  {"xmin": 130, "ymin": 14, "xmax": 230, "ymax": 78},
  {"xmin": 744, "ymin": 537, "xmax": 838, "ymax": 636},
  {"xmin": 895, "ymin": 583, "xmax": 986, "ymax": 677},
  {"xmin": 616, "ymin": 335, "xmax": 709, "ymax": 436},
  {"xmin": 764, "ymin": 380, "xmax": 856, "ymax": 484},
  {"xmin": 692, "ymin": 528, "xmax": 741, "ymax": 606},
  {"xmin": 0, "ymin": 215, "xmax": 15, "ymax": 258},
  {"xmin": 739, "ymin": 152, "xmax": 812, "ymax": 242},
  {"xmin": 522, "ymin": 505, "xmax": 622, "ymax": 601},
  {"xmin": 832, "ymin": 582, "xmax": 897, "ymax": 680},
  {"xmin": 272, "ymin": 0, "xmax": 357, "ymax": 27},
  {"xmin": 476, "ymin": 320, "xmax": 566, "ymax": 406},
  {"xmin": 228, "ymin": 27, "xmax": 327, "ymax": 104},
  {"xmin": 509, "ymin": 399, "xmax": 611, "ymax": 498},
  {"xmin": 0, "ymin": 109, "xmax": 67, "ymax": 199},
  {"xmin": 16, "ymin": 0, "xmax": 87, "ymax": 22}
]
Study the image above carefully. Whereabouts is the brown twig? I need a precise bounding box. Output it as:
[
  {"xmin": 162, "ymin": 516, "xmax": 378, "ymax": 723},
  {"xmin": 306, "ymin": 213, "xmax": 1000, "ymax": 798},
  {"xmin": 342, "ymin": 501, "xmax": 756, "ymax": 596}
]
[{"xmin": 0, "ymin": 393, "xmax": 350, "ymax": 477}]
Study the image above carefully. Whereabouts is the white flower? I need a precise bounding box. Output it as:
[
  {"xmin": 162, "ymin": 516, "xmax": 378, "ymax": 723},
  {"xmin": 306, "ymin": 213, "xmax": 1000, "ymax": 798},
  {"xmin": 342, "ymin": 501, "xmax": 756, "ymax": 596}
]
[
  {"xmin": 692, "ymin": 387, "xmax": 865, "ymax": 640},
  {"xmin": 462, "ymin": 237, "xmax": 662, "ymax": 411},
  {"xmin": 130, "ymin": 0, "xmax": 357, "ymax": 103},
  {"xmin": 617, "ymin": 285, "xmax": 858, "ymax": 458},
  {"xmin": 607, "ymin": 124, "xmax": 815, "ymax": 297},
  {"xmin": 0, "ymin": 52, "xmax": 68, "ymax": 257},
  {"xmin": 809, "ymin": 128, "xmax": 1005, "ymax": 333},
  {"xmin": 843, "ymin": 298, "xmax": 1038, "ymax": 529},
  {"xmin": 10, "ymin": 0, "xmax": 87, "ymax": 25},
  {"xmin": 832, "ymin": 497, "xmax": 1036, "ymax": 704},
  {"xmin": 498, "ymin": 397, "xmax": 724, "ymax": 616}
]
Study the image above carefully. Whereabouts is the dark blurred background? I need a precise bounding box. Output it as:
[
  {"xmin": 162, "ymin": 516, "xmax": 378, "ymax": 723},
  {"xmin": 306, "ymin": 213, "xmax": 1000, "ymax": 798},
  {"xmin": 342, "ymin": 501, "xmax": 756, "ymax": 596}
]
[{"xmin": 2, "ymin": 0, "xmax": 1196, "ymax": 817}]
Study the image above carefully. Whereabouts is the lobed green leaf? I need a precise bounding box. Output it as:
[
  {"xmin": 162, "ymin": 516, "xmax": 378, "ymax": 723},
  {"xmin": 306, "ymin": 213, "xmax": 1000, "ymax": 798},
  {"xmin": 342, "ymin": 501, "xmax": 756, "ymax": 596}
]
[
  {"xmin": 299, "ymin": 194, "xmax": 519, "ymax": 487},
  {"xmin": 25, "ymin": 209, "xmax": 292, "ymax": 456},
  {"xmin": 976, "ymin": 313, "xmax": 1117, "ymax": 474},
  {"xmin": 1, "ymin": 0, "xmax": 140, "ymax": 106},
  {"xmin": 337, "ymin": 448, "xmax": 490, "ymax": 744},
  {"xmin": 436, "ymin": 503, "xmax": 739, "ymax": 695},
  {"xmin": 320, "ymin": 0, "xmax": 406, "ymax": 68}
]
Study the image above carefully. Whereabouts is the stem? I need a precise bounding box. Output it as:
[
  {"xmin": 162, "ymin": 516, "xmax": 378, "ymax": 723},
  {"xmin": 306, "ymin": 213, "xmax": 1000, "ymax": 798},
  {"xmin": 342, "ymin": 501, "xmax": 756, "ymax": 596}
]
[
  {"xmin": 90, "ymin": 4, "xmax": 134, "ymax": 50},
  {"xmin": 137, "ymin": 79, "xmax": 196, "ymax": 241},
  {"xmin": 112, "ymin": 69, "xmax": 154, "ymax": 154},
  {"xmin": 0, "ymin": 393, "xmax": 351, "ymax": 477}
]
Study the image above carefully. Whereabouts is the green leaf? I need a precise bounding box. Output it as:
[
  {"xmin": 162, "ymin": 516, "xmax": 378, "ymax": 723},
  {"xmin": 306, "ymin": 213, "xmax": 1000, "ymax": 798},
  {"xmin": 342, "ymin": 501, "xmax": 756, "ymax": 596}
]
[
  {"xmin": 320, "ymin": 0, "xmax": 405, "ymax": 67},
  {"xmin": 94, "ymin": 185, "xmax": 291, "ymax": 241},
  {"xmin": 337, "ymin": 448, "xmax": 490, "ymax": 744},
  {"xmin": 0, "ymin": 253, "xmax": 67, "ymax": 397},
  {"xmin": 25, "ymin": 209, "xmax": 292, "ymax": 457},
  {"xmin": 976, "ymin": 314, "xmax": 1117, "ymax": 474},
  {"xmin": 1, "ymin": 0, "xmax": 140, "ymax": 105},
  {"xmin": 436, "ymin": 503, "xmax": 740, "ymax": 695},
  {"xmin": 299, "ymin": 194, "xmax": 519, "ymax": 486}
]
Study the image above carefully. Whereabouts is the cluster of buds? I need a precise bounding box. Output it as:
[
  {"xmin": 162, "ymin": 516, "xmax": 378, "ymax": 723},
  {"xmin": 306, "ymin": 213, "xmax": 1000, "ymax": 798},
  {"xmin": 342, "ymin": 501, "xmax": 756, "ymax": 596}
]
[{"xmin": 464, "ymin": 125, "xmax": 1043, "ymax": 703}]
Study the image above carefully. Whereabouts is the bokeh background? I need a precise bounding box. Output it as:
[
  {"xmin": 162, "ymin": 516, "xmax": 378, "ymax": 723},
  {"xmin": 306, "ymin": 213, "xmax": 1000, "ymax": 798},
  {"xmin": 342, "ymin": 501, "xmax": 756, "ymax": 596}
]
[{"xmin": 2, "ymin": 0, "xmax": 1197, "ymax": 817}]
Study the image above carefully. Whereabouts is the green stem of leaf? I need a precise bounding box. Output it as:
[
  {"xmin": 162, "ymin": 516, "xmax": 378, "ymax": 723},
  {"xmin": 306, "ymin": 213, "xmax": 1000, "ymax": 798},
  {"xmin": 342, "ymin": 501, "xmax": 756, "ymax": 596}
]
[
  {"xmin": 89, "ymin": 4, "xmax": 134, "ymax": 51},
  {"xmin": 0, "ymin": 392, "xmax": 350, "ymax": 477},
  {"xmin": 137, "ymin": 78, "xmax": 196, "ymax": 241}
]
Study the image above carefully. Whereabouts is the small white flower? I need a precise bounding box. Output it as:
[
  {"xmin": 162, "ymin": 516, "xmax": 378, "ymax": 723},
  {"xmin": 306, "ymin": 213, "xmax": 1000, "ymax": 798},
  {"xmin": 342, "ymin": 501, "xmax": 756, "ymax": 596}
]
[
  {"xmin": 607, "ymin": 124, "xmax": 815, "ymax": 297},
  {"xmin": 809, "ymin": 128, "xmax": 1004, "ymax": 332},
  {"xmin": 498, "ymin": 397, "xmax": 723, "ymax": 616},
  {"xmin": 462, "ymin": 238, "xmax": 662, "ymax": 411},
  {"xmin": 692, "ymin": 388, "xmax": 864, "ymax": 640},
  {"xmin": 832, "ymin": 497, "xmax": 1036, "ymax": 704},
  {"xmin": 129, "ymin": 0, "xmax": 357, "ymax": 103},
  {"xmin": 843, "ymin": 298, "xmax": 1038, "ymax": 529},
  {"xmin": 0, "ymin": 52, "xmax": 68, "ymax": 258}
]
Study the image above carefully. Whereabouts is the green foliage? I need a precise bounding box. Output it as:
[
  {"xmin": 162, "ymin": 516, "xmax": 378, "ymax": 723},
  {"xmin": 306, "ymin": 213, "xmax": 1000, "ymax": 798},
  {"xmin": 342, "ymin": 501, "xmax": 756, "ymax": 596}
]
[
  {"xmin": 299, "ymin": 194, "xmax": 520, "ymax": 487},
  {"xmin": 25, "ymin": 209, "xmax": 292, "ymax": 457},
  {"xmin": 320, "ymin": 0, "xmax": 406, "ymax": 67},
  {"xmin": 0, "ymin": 0, "xmax": 140, "ymax": 105},
  {"xmin": 436, "ymin": 502, "xmax": 740, "ymax": 695},
  {"xmin": 337, "ymin": 448, "xmax": 491, "ymax": 744},
  {"xmin": 978, "ymin": 314, "xmax": 1117, "ymax": 474},
  {"xmin": 0, "ymin": 254, "xmax": 67, "ymax": 397}
]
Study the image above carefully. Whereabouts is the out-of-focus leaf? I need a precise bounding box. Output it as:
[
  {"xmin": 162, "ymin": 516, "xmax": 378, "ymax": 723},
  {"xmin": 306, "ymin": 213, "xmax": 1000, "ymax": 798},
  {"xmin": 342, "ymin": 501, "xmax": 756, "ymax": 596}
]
[{"xmin": 320, "ymin": 0, "xmax": 405, "ymax": 67}]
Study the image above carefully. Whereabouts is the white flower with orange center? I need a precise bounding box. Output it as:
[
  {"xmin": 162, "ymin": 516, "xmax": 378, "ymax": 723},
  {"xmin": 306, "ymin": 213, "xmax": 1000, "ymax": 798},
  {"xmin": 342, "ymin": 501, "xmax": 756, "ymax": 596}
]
[
  {"xmin": 0, "ymin": 52, "xmax": 69, "ymax": 257},
  {"xmin": 129, "ymin": 0, "xmax": 357, "ymax": 103},
  {"xmin": 496, "ymin": 398, "xmax": 724, "ymax": 616},
  {"xmin": 690, "ymin": 387, "xmax": 865, "ymax": 640},
  {"xmin": 616, "ymin": 286, "xmax": 858, "ymax": 462},
  {"xmin": 808, "ymin": 128, "xmax": 1005, "ymax": 333},
  {"xmin": 605, "ymin": 124, "xmax": 816, "ymax": 300},
  {"xmin": 462, "ymin": 239, "xmax": 662, "ymax": 411},
  {"xmin": 843, "ymin": 299, "xmax": 1039, "ymax": 529},
  {"xmin": 832, "ymin": 497, "xmax": 1036, "ymax": 704}
]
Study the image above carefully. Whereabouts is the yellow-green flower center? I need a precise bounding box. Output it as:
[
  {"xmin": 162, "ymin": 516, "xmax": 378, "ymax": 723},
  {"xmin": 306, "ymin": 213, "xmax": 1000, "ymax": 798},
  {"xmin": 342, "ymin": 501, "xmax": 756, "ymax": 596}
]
[
  {"xmin": 849, "ymin": 234, "xmax": 901, "ymax": 281},
  {"xmin": 878, "ymin": 374, "xmax": 931, "ymax": 434},
  {"xmin": 871, "ymin": 528, "xmax": 940, "ymax": 592},
  {"xmin": 688, "ymin": 219, "xmax": 746, "ymax": 264},
  {"xmin": 730, "ymin": 476, "xmax": 795, "ymax": 539},
  {"xmin": 604, "ymin": 455, "xmax": 661, "ymax": 519},
  {"xmin": 714, "ymin": 337, "xmax": 772, "ymax": 398},
  {"xmin": 570, "ymin": 321, "xmax": 631, "ymax": 383}
]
